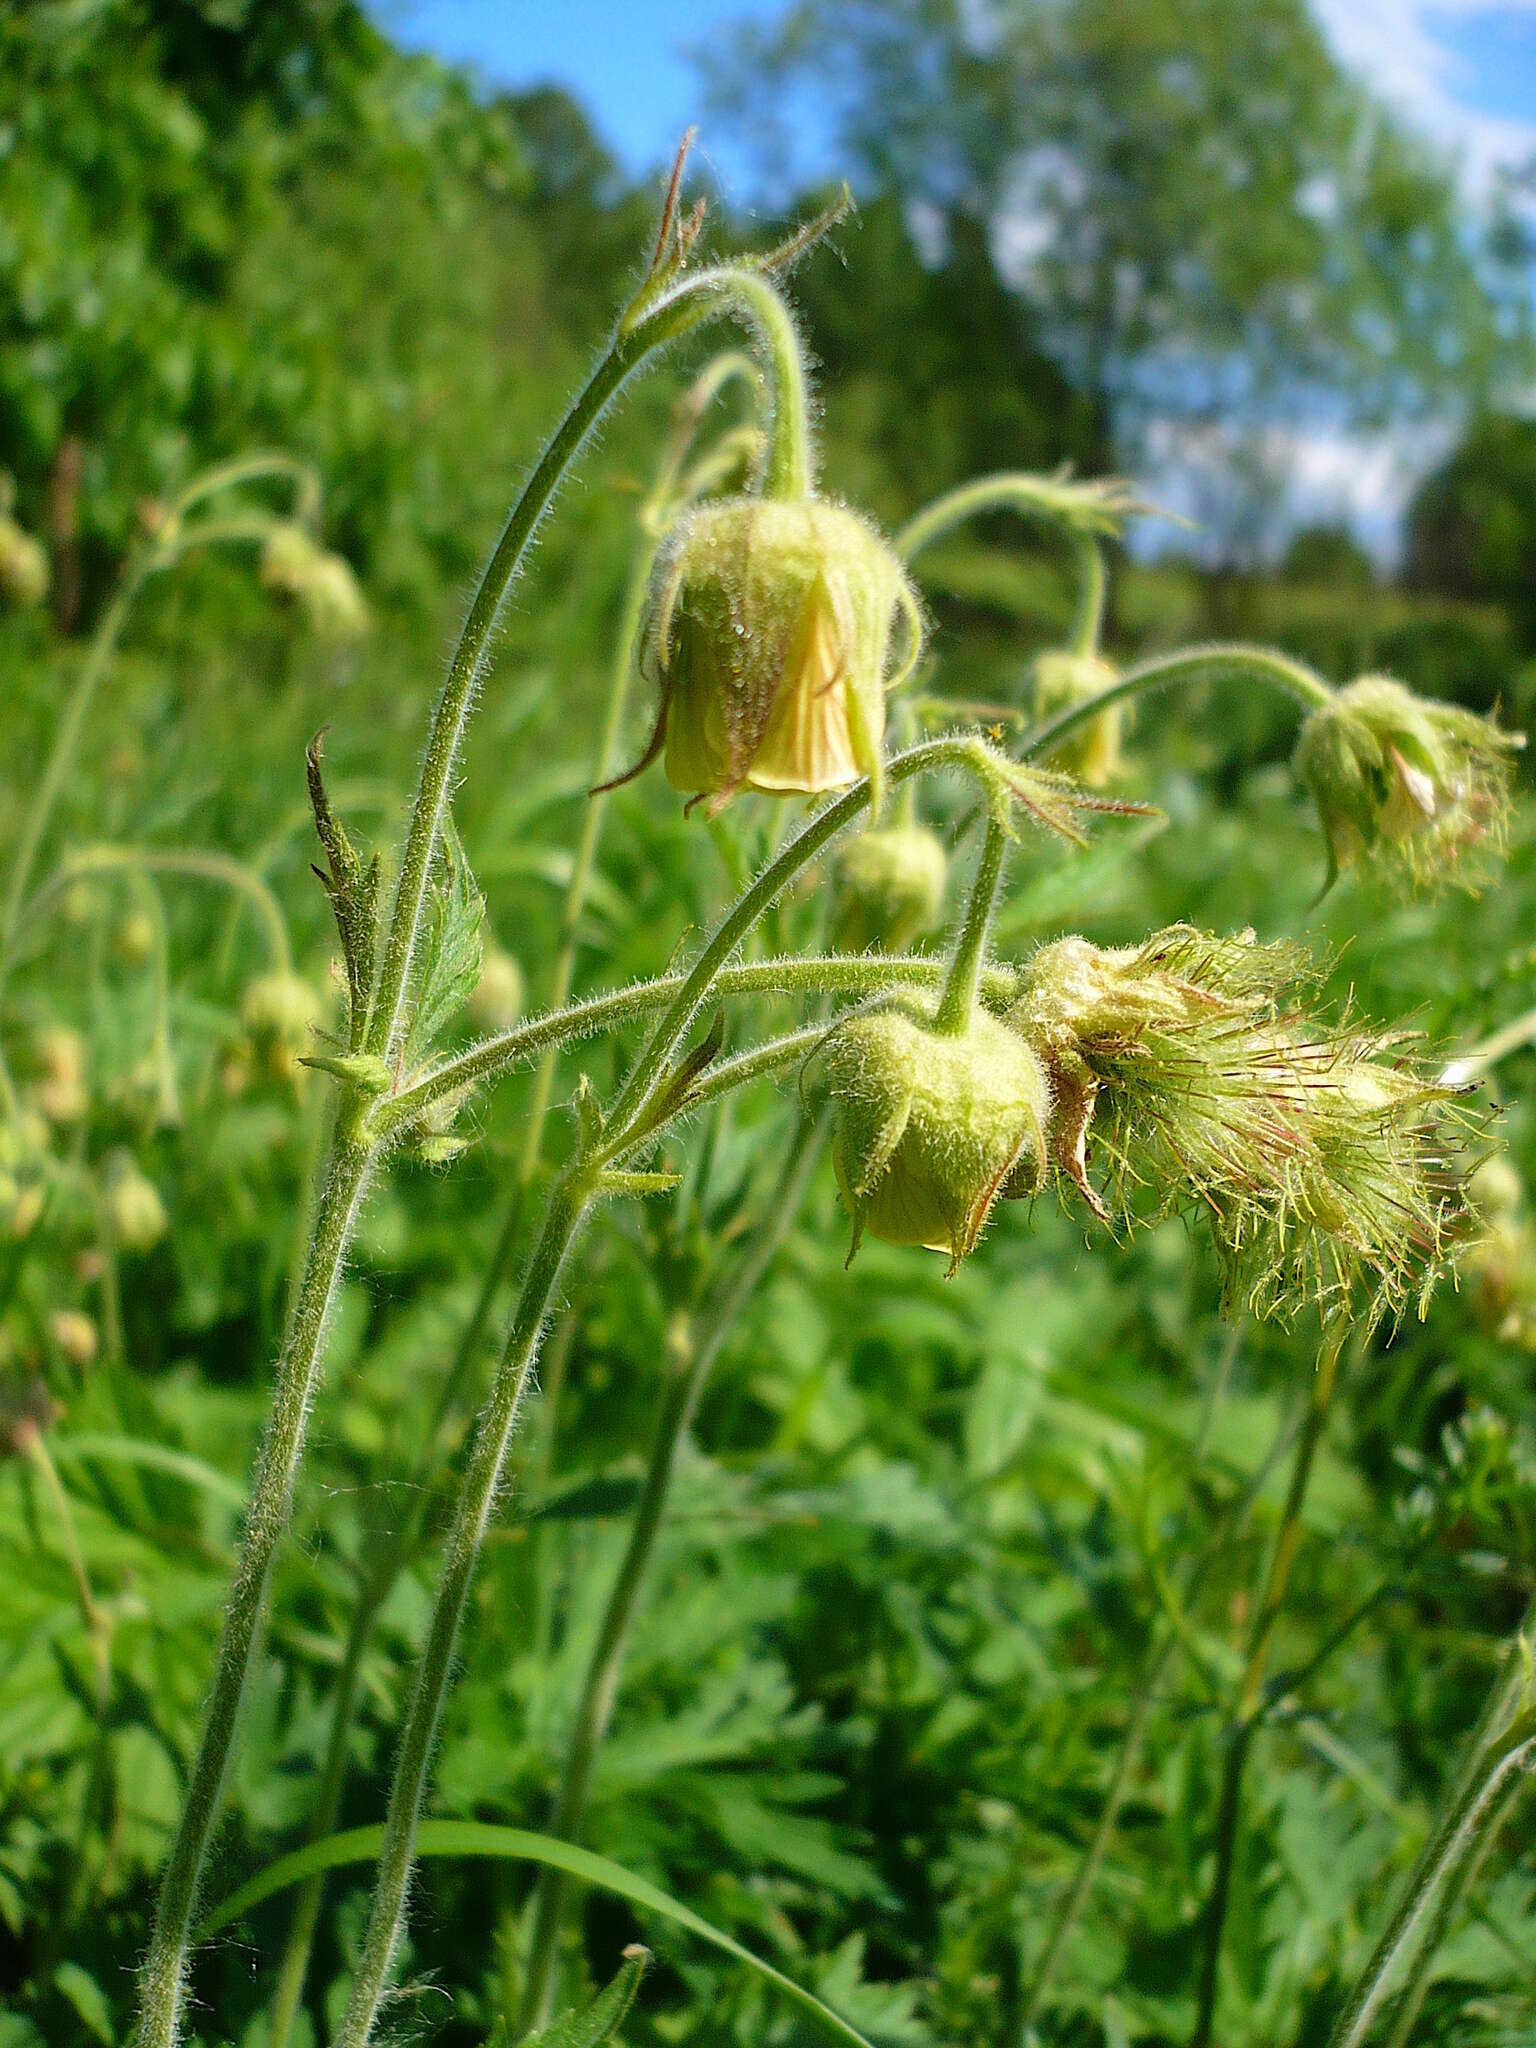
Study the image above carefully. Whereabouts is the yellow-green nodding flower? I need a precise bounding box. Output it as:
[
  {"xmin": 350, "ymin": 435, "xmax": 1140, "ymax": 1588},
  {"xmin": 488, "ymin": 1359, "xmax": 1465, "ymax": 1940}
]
[
  {"xmin": 621, "ymin": 496, "xmax": 922, "ymax": 810},
  {"xmin": 817, "ymin": 998, "xmax": 1050, "ymax": 1274},
  {"xmin": 1030, "ymin": 649, "xmax": 1124, "ymax": 786},
  {"xmin": 0, "ymin": 514, "xmax": 50, "ymax": 610},
  {"xmin": 834, "ymin": 825, "xmax": 948, "ymax": 952},
  {"xmin": 1009, "ymin": 925, "xmax": 1479, "ymax": 1326},
  {"xmin": 260, "ymin": 521, "xmax": 370, "ymax": 642},
  {"xmin": 1296, "ymin": 674, "xmax": 1523, "ymax": 891},
  {"xmin": 243, "ymin": 971, "xmax": 322, "ymax": 1083},
  {"xmin": 102, "ymin": 1150, "xmax": 168, "ymax": 1254}
]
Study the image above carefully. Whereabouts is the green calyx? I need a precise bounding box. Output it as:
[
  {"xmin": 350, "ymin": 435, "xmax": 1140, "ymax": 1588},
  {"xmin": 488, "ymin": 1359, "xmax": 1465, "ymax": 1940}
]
[
  {"xmin": 834, "ymin": 824, "xmax": 948, "ymax": 952},
  {"xmin": 641, "ymin": 495, "xmax": 923, "ymax": 809},
  {"xmin": 1030, "ymin": 649, "xmax": 1123, "ymax": 786},
  {"xmin": 818, "ymin": 997, "xmax": 1050, "ymax": 1274},
  {"xmin": 1295, "ymin": 673, "xmax": 1523, "ymax": 892}
]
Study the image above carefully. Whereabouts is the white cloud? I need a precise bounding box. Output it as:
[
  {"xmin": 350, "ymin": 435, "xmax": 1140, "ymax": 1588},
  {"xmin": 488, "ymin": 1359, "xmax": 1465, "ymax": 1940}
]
[{"xmin": 1311, "ymin": 1, "xmax": 1536, "ymax": 194}]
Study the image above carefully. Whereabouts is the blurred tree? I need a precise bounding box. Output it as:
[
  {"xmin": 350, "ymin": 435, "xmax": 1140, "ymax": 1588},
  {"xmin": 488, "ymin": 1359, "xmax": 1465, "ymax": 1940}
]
[
  {"xmin": 0, "ymin": 0, "xmax": 531, "ymax": 615},
  {"xmin": 704, "ymin": 0, "xmax": 1535, "ymax": 443},
  {"xmin": 1405, "ymin": 415, "xmax": 1536, "ymax": 649},
  {"xmin": 1279, "ymin": 523, "xmax": 1376, "ymax": 591}
]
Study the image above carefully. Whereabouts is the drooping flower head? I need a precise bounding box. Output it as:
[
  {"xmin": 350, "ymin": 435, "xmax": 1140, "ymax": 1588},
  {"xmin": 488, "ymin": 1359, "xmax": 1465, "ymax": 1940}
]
[
  {"xmin": 1010, "ymin": 925, "xmax": 1477, "ymax": 1326},
  {"xmin": 260, "ymin": 522, "xmax": 370, "ymax": 642},
  {"xmin": 816, "ymin": 998, "xmax": 1051, "ymax": 1274},
  {"xmin": 632, "ymin": 496, "xmax": 922, "ymax": 809},
  {"xmin": 1295, "ymin": 674, "xmax": 1523, "ymax": 891},
  {"xmin": 0, "ymin": 512, "xmax": 50, "ymax": 610},
  {"xmin": 243, "ymin": 971, "xmax": 322, "ymax": 1083},
  {"xmin": 834, "ymin": 825, "xmax": 948, "ymax": 953},
  {"xmin": 1029, "ymin": 649, "xmax": 1124, "ymax": 787}
]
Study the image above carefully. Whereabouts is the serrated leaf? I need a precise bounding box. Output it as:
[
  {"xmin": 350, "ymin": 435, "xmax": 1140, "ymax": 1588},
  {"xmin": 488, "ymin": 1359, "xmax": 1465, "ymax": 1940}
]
[
  {"xmin": 308, "ymin": 728, "xmax": 380, "ymax": 1049},
  {"xmin": 509, "ymin": 1943, "xmax": 649, "ymax": 2048},
  {"xmin": 405, "ymin": 818, "xmax": 485, "ymax": 1065}
]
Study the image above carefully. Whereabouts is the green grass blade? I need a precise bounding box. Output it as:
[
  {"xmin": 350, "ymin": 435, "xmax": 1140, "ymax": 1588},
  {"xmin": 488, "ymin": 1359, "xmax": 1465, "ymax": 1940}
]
[
  {"xmin": 194, "ymin": 1819, "xmax": 877, "ymax": 2047},
  {"xmin": 49, "ymin": 1433, "xmax": 250, "ymax": 1509}
]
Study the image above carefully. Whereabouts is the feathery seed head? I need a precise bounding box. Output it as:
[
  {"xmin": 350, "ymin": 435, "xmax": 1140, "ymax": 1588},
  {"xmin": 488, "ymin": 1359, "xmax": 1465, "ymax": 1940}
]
[{"xmin": 1010, "ymin": 925, "xmax": 1477, "ymax": 1324}]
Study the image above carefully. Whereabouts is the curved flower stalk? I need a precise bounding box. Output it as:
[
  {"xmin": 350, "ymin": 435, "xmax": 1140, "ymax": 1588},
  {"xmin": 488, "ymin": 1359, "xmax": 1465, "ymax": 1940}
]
[
  {"xmin": 896, "ymin": 468, "xmax": 1161, "ymax": 784},
  {"xmin": 136, "ymin": 146, "xmax": 866, "ymax": 2048},
  {"xmin": 1016, "ymin": 643, "xmax": 1523, "ymax": 897},
  {"xmin": 1296, "ymin": 672, "xmax": 1524, "ymax": 891},
  {"xmin": 0, "ymin": 450, "xmax": 336, "ymax": 1111}
]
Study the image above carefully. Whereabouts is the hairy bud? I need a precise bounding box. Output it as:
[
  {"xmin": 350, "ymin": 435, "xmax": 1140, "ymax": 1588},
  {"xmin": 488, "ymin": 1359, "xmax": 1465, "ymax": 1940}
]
[
  {"xmin": 260, "ymin": 522, "xmax": 370, "ymax": 642},
  {"xmin": 1296, "ymin": 675, "xmax": 1523, "ymax": 891},
  {"xmin": 634, "ymin": 496, "xmax": 922, "ymax": 807},
  {"xmin": 817, "ymin": 999, "xmax": 1050, "ymax": 1273},
  {"xmin": 32, "ymin": 1027, "xmax": 87, "ymax": 1125},
  {"xmin": 0, "ymin": 513, "xmax": 50, "ymax": 609},
  {"xmin": 1010, "ymin": 925, "xmax": 1476, "ymax": 1324},
  {"xmin": 834, "ymin": 825, "xmax": 947, "ymax": 952},
  {"xmin": 103, "ymin": 1151, "xmax": 168, "ymax": 1254},
  {"xmin": 1030, "ymin": 649, "xmax": 1123, "ymax": 786}
]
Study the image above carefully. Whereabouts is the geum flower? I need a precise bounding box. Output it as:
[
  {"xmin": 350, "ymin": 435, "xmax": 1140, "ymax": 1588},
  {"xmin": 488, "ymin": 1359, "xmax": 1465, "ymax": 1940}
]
[
  {"xmin": 607, "ymin": 495, "xmax": 923, "ymax": 811},
  {"xmin": 1010, "ymin": 925, "xmax": 1480, "ymax": 1326},
  {"xmin": 1295, "ymin": 674, "xmax": 1523, "ymax": 892}
]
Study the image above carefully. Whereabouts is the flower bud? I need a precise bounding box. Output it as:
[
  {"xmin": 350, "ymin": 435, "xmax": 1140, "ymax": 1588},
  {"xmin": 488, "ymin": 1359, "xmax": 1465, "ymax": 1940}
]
[
  {"xmin": 103, "ymin": 1150, "xmax": 168, "ymax": 1253},
  {"xmin": 243, "ymin": 972, "xmax": 321, "ymax": 1083},
  {"xmin": 32, "ymin": 1027, "xmax": 87, "ymax": 1125},
  {"xmin": 51, "ymin": 1308, "xmax": 99, "ymax": 1367},
  {"xmin": 833, "ymin": 825, "xmax": 947, "ymax": 952},
  {"xmin": 260, "ymin": 522, "xmax": 369, "ymax": 642},
  {"xmin": 1009, "ymin": 925, "xmax": 1476, "ymax": 1323},
  {"xmin": 640, "ymin": 496, "xmax": 922, "ymax": 806},
  {"xmin": 467, "ymin": 944, "xmax": 525, "ymax": 1033},
  {"xmin": 819, "ymin": 999, "xmax": 1051, "ymax": 1273},
  {"xmin": 1295, "ymin": 675, "xmax": 1523, "ymax": 891},
  {"xmin": 0, "ymin": 513, "xmax": 50, "ymax": 609},
  {"xmin": 1030, "ymin": 649, "xmax": 1123, "ymax": 786}
]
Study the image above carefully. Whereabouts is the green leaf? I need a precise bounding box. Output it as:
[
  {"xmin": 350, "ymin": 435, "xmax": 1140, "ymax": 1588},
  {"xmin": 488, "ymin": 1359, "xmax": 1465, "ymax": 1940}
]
[
  {"xmin": 53, "ymin": 1962, "xmax": 112, "ymax": 2045},
  {"xmin": 194, "ymin": 1821, "xmax": 876, "ymax": 2048},
  {"xmin": 308, "ymin": 728, "xmax": 381, "ymax": 1050},
  {"xmin": 405, "ymin": 818, "xmax": 485, "ymax": 1064},
  {"xmin": 501, "ymin": 1943, "xmax": 649, "ymax": 2048}
]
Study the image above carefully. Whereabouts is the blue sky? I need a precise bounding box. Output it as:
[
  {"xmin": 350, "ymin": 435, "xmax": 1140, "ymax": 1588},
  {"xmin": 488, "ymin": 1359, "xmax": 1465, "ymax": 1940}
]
[
  {"xmin": 370, "ymin": 2, "xmax": 1536, "ymax": 554},
  {"xmin": 374, "ymin": 1, "xmax": 1536, "ymax": 193}
]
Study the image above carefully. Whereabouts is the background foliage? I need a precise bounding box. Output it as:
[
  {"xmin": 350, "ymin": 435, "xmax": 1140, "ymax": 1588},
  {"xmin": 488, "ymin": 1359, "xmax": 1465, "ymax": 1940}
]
[{"xmin": 1, "ymin": 3, "xmax": 1534, "ymax": 2044}]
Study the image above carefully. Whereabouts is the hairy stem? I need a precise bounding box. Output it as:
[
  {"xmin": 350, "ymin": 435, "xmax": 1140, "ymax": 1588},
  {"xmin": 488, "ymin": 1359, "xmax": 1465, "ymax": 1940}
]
[
  {"xmin": 934, "ymin": 816, "xmax": 1007, "ymax": 1034},
  {"xmin": 1328, "ymin": 1713, "xmax": 1536, "ymax": 2048},
  {"xmin": 1069, "ymin": 533, "xmax": 1106, "ymax": 658},
  {"xmin": 138, "ymin": 1131, "xmax": 371, "ymax": 2048},
  {"xmin": 518, "ymin": 1114, "xmax": 826, "ymax": 2027},
  {"xmin": 1375, "ymin": 1602, "xmax": 1536, "ymax": 2048},
  {"xmin": 363, "ymin": 262, "xmax": 816, "ymax": 1071},
  {"xmin": 333, "ymin": 1173, "xmax": 596, "ymax": 2047},
  {"xmin": 1021, "ymin": 643, "xmax": 1334, "ymax": 768},
  {"xmin": 1191, "ymin": 1320, "xmax": 1348, "ymax": 2048},
  {"xmin": 385, "ymin": 945, "xmax": 1020, "ymax": 1135}
]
